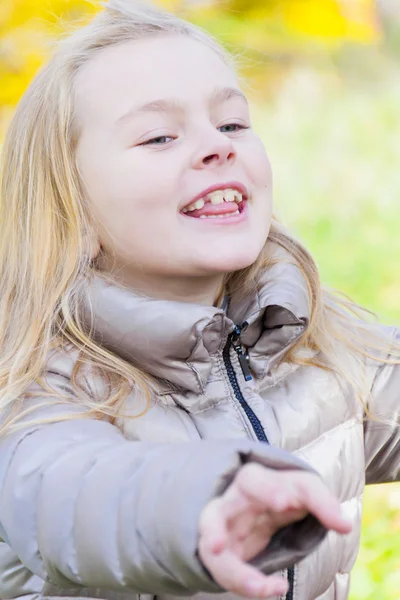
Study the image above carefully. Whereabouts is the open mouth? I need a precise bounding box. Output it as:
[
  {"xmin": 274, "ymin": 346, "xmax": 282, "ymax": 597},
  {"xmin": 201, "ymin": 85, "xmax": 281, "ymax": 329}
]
[{"xmin": 181, "ymin": 187, "xmax": 247, "ymax": 220}]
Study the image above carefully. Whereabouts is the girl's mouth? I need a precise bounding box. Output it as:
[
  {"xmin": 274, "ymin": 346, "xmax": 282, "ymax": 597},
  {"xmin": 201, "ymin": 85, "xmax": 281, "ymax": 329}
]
[{"xmin": 180, "ymin": 187, "xmax": 247, "ymax": 220}]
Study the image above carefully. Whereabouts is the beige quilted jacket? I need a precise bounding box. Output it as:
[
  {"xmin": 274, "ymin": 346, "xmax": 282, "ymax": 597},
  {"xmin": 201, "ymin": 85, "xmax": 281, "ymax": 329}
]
[{"xmin": 0, "ymin": 260, "xmax": 399, "ymax": 600}]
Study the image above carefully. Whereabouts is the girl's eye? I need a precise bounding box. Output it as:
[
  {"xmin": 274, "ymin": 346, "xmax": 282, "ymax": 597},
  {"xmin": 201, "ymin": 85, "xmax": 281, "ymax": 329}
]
[
  {"xmin": 141, "ymin": 135, "xmax": 174, "ymax": 146},
  {"xmin": 139, "ymin": 123, "xmax": 249, "ymax": 146},
  {"xmin": 219, "ymin": 123, "xmax": 249, "ymax": 133}
]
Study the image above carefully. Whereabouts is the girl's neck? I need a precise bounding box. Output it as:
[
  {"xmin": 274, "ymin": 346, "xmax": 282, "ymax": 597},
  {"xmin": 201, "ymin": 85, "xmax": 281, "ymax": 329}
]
[{"xmin": 97, "ymin": 259, "xmax": 225, "ymax": 307}]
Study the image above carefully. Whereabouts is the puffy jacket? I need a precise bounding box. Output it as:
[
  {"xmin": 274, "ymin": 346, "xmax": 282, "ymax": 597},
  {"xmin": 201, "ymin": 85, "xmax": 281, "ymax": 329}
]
[{"xmin": 0, "ymin": 259, "xmax": 399, "ymax": 600}]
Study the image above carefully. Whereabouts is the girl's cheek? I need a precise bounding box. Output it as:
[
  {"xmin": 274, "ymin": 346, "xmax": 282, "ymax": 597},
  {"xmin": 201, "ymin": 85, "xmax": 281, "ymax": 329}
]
[
  {"xmin": 247, "ymin": 134, "xmax": 271, "ymax": 163},
  {"xmin": 246, "ymin": 146, "xmax": 272, "ymax": 187}
]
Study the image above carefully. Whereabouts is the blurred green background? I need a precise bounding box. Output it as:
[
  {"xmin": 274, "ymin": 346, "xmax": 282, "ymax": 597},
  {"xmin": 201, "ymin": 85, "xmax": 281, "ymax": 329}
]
[{"xmin": 1, "ymin": 0, "xmax": 399, "ymax": 597}]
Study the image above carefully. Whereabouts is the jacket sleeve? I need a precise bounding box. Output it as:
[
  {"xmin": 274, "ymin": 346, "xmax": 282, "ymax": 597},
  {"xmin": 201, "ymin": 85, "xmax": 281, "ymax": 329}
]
[
  {"xmin": 364, "ymin": 326, "xmax": 400, "ymax": 484},
  {"xmin": 0, "ymin": 372, "xmax": 327, "ymax": 595}
]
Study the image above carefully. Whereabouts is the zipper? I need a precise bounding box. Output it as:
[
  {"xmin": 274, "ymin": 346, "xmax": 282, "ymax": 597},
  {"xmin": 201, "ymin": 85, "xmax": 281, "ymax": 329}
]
[
  {"xmin": 223, "ymin": 324, "xmax": 295, "ymax": 600},
  {"xmin": 231, "ymin": 325, "xmax": 253, "ymax": 382},
  {"xmin": 286, "ymin": 567, "xmax": 295, "ymax": 600},
  {"xmin": 222, "ymin": 325, "xmax": 268, "ymax": 442}
]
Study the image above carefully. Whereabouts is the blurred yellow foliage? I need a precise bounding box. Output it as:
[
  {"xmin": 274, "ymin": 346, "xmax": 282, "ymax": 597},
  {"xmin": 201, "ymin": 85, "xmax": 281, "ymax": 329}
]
[
  {"xmin": 0, "ymin": 0, "xmax": 381, "ymax": 116},
  {"xmin": 0, "ymin": 0, "xmax": 98, "ymax": 135},
  {"xmin": 283, "ymin": 0, "xmax": 380, "ymax": 42}
]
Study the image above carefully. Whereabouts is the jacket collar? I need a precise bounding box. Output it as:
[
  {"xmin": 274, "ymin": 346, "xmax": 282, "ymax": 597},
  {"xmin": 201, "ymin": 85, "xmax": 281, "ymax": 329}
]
[{"xmin": 79, "ymin": 255, "xmax": 310, "ymax": 393}]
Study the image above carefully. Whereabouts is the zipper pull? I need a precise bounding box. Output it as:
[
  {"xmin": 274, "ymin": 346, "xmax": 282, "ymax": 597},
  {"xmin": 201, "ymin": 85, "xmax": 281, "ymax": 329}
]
[{"xmin": 231, "ymin": 325, "xmax": 252, "ymax": 382}]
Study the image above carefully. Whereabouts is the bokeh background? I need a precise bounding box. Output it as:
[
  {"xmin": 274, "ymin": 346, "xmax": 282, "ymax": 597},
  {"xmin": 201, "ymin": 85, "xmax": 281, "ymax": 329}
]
[{"xmin": 1, "ymin": 0, "xmax": 400, "ymax": 597}]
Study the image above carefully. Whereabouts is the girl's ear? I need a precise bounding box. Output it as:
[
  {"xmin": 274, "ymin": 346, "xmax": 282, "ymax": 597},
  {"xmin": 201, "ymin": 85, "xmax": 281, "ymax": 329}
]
[{"xmin": 85, "ymin": 231, "xmax": 101, "ymax": 261}]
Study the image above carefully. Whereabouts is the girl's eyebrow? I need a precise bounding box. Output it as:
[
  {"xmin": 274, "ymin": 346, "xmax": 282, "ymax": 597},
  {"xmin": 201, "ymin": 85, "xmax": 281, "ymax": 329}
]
[{"xmin": 114, "ymin": 86, "xmax": 248, "ymax": 127}]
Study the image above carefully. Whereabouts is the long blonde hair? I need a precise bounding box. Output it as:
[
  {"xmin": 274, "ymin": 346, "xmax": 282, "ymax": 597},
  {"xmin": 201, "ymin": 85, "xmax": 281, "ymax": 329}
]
[{"xmin": 0, "ymin": 0, "xmax": 398, "ymax": 435}]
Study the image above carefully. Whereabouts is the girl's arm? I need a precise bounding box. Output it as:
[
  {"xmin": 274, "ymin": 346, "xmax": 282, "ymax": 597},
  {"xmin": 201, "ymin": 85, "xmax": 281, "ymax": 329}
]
[
  {"xmin": 0, "ymin": 371, "xmax": 327, "ymax": 596},
  {"xmin": 365, "ymin": 326, "xmax": 400, "ymax": 484}
]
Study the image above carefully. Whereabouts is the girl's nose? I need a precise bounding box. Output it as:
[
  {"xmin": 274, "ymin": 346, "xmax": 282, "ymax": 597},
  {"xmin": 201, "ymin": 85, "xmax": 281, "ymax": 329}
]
[{"xmin": 192, "ymin": 133, "xmax": 237, "ymax": 170}]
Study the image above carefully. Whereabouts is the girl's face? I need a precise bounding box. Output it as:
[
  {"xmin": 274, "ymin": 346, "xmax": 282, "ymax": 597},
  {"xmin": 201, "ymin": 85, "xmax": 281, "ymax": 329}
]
[{"xmin": 75, "ymin": 35, "xmax": 272, "ymax": 295}]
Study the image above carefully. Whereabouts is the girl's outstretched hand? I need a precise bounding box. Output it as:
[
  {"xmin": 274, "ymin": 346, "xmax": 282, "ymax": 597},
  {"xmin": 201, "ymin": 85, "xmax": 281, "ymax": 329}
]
[{"xmin": 198, "ymin": 464, "xmax": 352, "ymax": 598}]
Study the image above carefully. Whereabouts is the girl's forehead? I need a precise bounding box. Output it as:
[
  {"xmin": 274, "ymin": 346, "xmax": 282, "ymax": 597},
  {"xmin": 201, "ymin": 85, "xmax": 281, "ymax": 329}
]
[{"xmin": 74, "ymin": 35, "xmax": 238, "ymax": 125}]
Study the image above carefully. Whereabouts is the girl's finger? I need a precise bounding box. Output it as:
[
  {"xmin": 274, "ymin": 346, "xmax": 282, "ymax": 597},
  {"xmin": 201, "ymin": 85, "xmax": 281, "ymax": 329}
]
[
  {"xmin": 231, "ymin": 523, "xmax": 273, "ymax": 561},
  {"xmin": 234, "ymin": 465, "xmax": 352, "ymax": 535},
  {"xmin": 203, "ymin": 547, "xmax": 288, "ymax": 598},
  {"xmin": 293, "ymin": 474, "xmax": 352, "ymax": 534},
  {"xmin": 234, "ymin": 464, "xmax": 298, "ymax": 512},
  {"xmin": 198, "ymin": 498, "xmax": 229, "ymax": 555},
  {"xmin": 218, "ymin": 479, "xmax": 255, "ymax": 520},
  {"xmin": 219, "ymin": 465, "xmax": 295, "ymax": 520},
  {"xmin": 268, "ymin": 507, "xmax": 309, "ymax": 529}
]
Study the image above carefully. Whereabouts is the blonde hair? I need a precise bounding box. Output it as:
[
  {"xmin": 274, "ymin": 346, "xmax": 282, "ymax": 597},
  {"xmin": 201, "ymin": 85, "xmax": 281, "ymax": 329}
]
[{"xmin": 0, "ymin": 0, "xmax": 398, "ymax": 435}]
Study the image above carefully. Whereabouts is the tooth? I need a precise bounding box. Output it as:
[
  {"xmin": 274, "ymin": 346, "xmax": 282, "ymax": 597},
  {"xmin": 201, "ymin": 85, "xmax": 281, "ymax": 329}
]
[
  {"xmin": 233, "ymin": 191, "xmax": 243, "ymax": 204},
  {"xmin": 209, "ymin": 192, "xmax": 224, "ymax": 205},
  {"xmin": 194, "ymin": 198, "xmax": 205, "ymax": 209},
  {"xmin": 199, "ymin": 215, "xmax": 207, "ymax": 218},
  {"xmin": 224, "ymin": 189, "xmax": 235, "ymax": 202},
  {"xmin": 182, "ymin": 208, "xmax": 188, "ymax": 213},
  {"xmin": 185, "ymin": 203, "xmax": 196, "ymax": 211}
]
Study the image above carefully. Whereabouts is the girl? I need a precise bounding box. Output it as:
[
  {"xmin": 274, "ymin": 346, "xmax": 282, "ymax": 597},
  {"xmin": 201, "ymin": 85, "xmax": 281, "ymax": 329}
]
[{"xmin": 0, "ymin": 1, "xmax": 398, "ymax": 600}]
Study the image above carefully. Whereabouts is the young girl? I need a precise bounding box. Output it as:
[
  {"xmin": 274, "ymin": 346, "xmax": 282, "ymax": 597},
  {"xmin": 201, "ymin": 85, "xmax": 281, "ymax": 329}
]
[{"xmin": 0, "ymin": 1, "xmax": 398, "ymax": 599}]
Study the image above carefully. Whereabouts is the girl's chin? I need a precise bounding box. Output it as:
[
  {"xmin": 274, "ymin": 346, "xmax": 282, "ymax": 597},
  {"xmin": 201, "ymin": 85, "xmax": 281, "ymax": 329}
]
[{"xmin": 193, "ymin": 246, "xmax": 265, "ymax": 275}]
